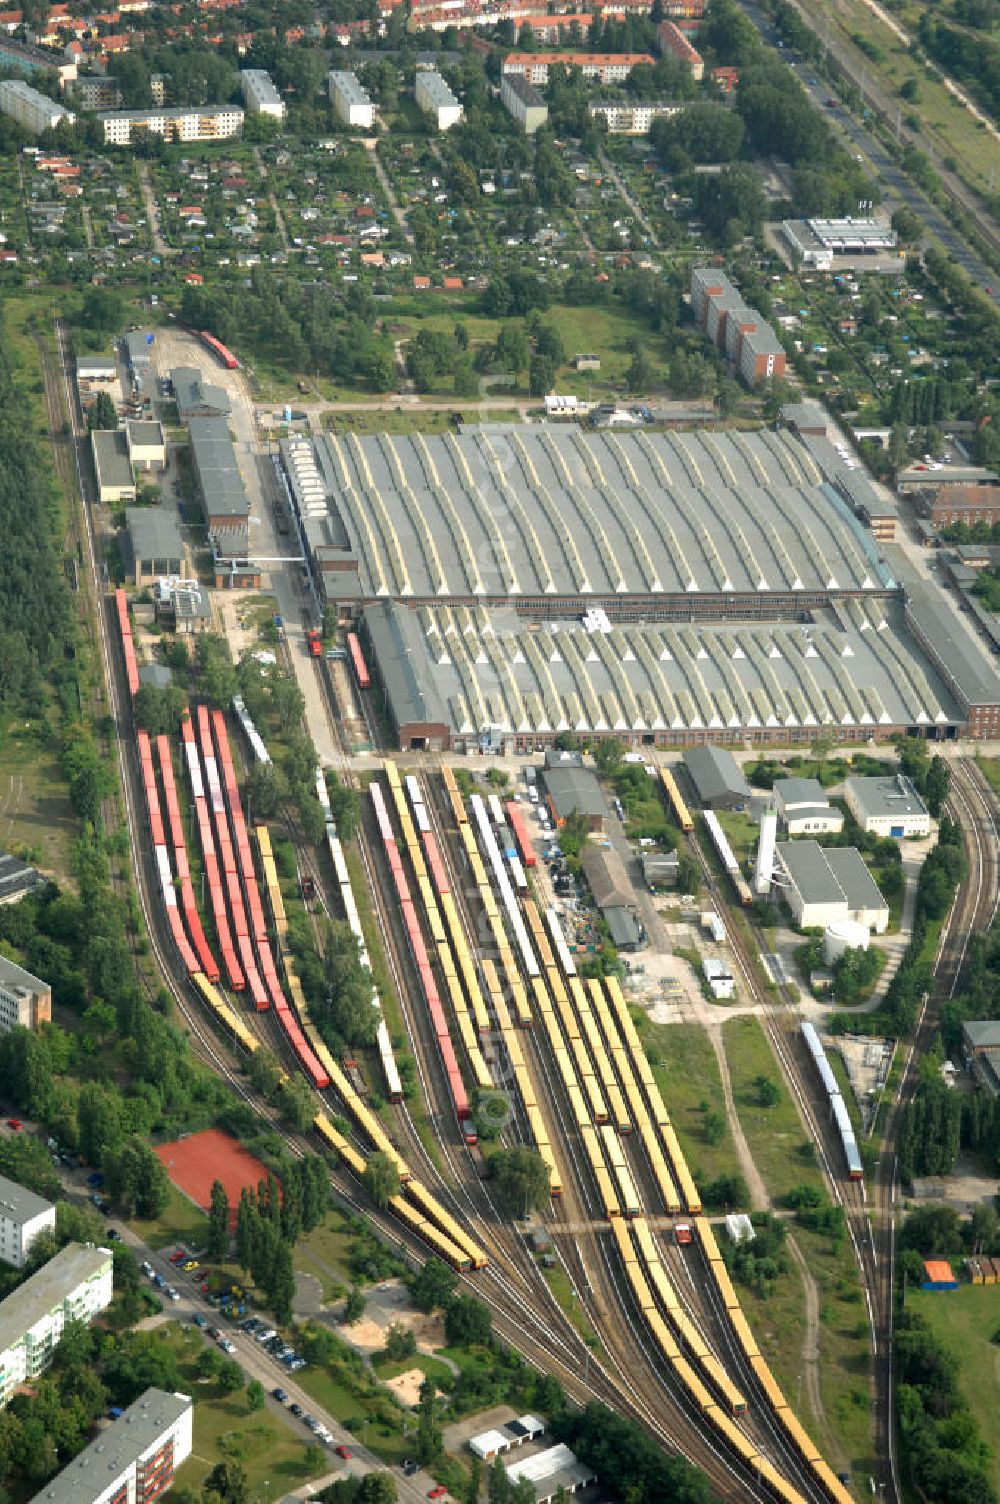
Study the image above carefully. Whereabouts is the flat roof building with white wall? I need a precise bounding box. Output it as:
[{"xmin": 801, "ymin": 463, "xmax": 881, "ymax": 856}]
[
  {"xmin": 843, "ymin": 774, "xmax": 931, "ymax": 837},
  {"xmin": 328, "ymin": 70, "xmax": 374, "ymax": 128},
  {"xmin": 0, "ymin": 954, "xmax": 51, "ymax": 1035},
  {"xmin": 0, "ymin": 1176, "xmax": 55, "ymax": 1270},
  {"xmin": 0, "ymin": 1243, "xmax": 113, "ymax": 1408},
  {"xmin": 0, "ymin": 80, "xmax": 75, "ymax": 135},
  {"xmin": 586, "ymin": 99, "xmax": 681, "ymax": 133},
  {"xmin": 240, "ymin": 69, "xmax": 285, "ymax": 121},
  {"xmin": 774, "ymin": 841, "xmax": 888, "ymax": 932},
  {"xmin": 98, "ymin": 106, "xmax": 244, "ymax": 145},
  {"xmin": 27, "ymin": 1388, "xmax": 192, "ymax": 1504},
  {"xmin": 415, "ymin": 69, "xmax": 463, "ymax": 129}
]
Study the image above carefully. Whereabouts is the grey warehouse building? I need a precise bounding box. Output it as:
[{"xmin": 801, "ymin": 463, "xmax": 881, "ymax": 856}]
[
  {"xmin": 124, "ymin": 508, "xmax": 184, "ymax": 587},
  {"xmin": 683, "ymin": 745, "xmax": 751, "ymax": 810},
  {"xmin": 278, "ymin": 427, "xmax": 1000, "ymax": 752}
]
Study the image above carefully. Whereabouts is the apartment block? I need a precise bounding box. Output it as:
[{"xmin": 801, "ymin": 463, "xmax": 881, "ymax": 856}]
[
  {"xmin": 240, "ymin": 69, "xmax": 284, "ymax": 121},
  {"xmin": 414, "ymin": 69, "xmax": 462, "ymax": 130},
  {"xmin": 656, "ymin": 20, "xmax": 704, "ymax": 78},
  {"xmin": 501, "ymin": 52, "xmax": 654, "ymax": 85},
  {"xmin": 0, "ymin": 1244, "xmax": 113, "ymax": 1408},
  {"xmin": 328, "ymin": 70, "xmax": 374, "ymax": 128},
  {"xmin": 26, "ymin": 1389, "xmax": 192, "ymax": 1504},
  {"xmin": 586, "ymin": 99, "xmax": 680, "ymax": 134},
  {"xmin": 0, "ymin": 1176, "xmax": 55, "ymax": 1270},
  {"xmin": 500, "ymin": 73, "xmax": 548, "ymax": 133},
  {"xmin": 98, "ymin": 106, "xmax": 244, "ymax": 145},
  {"xmin": 0, "ymin": 79, "xmax": 74, "ymax": 134}
]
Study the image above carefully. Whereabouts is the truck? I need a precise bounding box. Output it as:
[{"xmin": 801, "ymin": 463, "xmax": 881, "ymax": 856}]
[{"xmin": 306, "ymin": 630, "xmax": 322, "ymax": 658}]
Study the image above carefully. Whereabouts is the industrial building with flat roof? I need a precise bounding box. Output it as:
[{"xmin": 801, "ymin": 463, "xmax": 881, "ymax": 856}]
[
  {"xmin": 0, "ymin": 1244, "xmax": 113, "ymax": 1407},
  {"xmin": 843, "ymin": 774, "xmax": 930, "ymax": 837},
  {"xmin": 28, "ymin": 1388, "xmax": 193, "ymax": 1504},
  {"xmin": 504, "ymin": 1442, "xmax": 597, "ymax": 1504},
  {"xmin": 0, "ymin": 1175, "xmax": 55, "ymax": 1270},
  {"xmin": 172, "ymin": 366, "xmax": 230, "ymax": 420},
  {"xmin": 91, "ymin": 429, "xmax": 135, "ymax": 506},
  {"xmin": 124, "ymin": 508, "xmax": 184, "ymax": 586},
  {"xmin": 773, "ymin": 777, "xmax": 843, "ymax": 835},
  {"xmin": 774, "ymin": 841, "xmax": 888, "ymax": 932},
  {"xmin": 543, "ymin": 754, "xmax": 607, "ymax": 827},
  {"xmin": 781, "ymin": 217, "xmax": 897, "ymax": 269}
]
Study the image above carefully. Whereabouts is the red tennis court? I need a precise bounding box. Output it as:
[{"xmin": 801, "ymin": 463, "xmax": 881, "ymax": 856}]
[{"xmin": 155, "ymin": 1128, "xmax": 276, "ymax": 1227}]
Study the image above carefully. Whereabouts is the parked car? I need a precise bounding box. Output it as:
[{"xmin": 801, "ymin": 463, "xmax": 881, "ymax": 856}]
[
  {"xmin": 289, "ymin": 1403, "xmax": 303, "ymax": 1418},
  {"xmin": 256, "ymin": 1328, "xmax": 277, "ymax": 1344},
  {"xmin": 272, "ymin": 1388, "xmax": 288, "ymax": 1404},
  {"xmin": 193, "ymin": 1315, "xmax": 208, "ymax": 1330},
  {"xmin": 166, "ymin": 1287, "xmax": 180, "ymax": 1302},
  {"xmin": 219, "ymin": 1339, "xmax": 236, "ymax": 1354},
  {"xmin": 335, "ymin": 1446, "xmax": 352, "ymax": 1460}
]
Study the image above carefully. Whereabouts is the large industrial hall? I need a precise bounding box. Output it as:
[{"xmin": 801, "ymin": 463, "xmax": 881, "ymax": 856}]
[{"xmin": 277, "ymin": 425, "xmax": 1000, "ymax": 752}]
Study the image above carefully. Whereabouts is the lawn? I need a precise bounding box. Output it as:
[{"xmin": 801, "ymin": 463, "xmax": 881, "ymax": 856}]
[
  {"xmin": 542, "ymin": 1263, "xmax": 600, "ymax": 1348},
  {"xmin": 908, "ymin": 1285, "xmax": 1000, "ymax": 1495},
  {"xmin": 372, "ymin": 1351, "xmax": 454, "ymax": 1386},
  {"xmin": 738, "ymin": 1226, "xmax": 874, "ymax": 1480},
  {"xmin": 129, "ymin": 1181, "xmax": 209, "ymax": 1252},
  {"xmin": 296, "ymin": 1213, "xmax": 360, "ymax": 1291},
  {"xmin": 161, "ymin": 1324, "xmax": 328, "ymax": 1502},
  {"xmin": 0, "ymin": 730, "xmax": 76, "ymax": 886},
  {"xmin": 294, "ymin": 1365, "xmax": 410, "ymax": 1465},
  {"xmin": 712, "ymin": 811, "xmax": 759, "ymax": 868},
  {"xmin": 721, "ymin": 1017, "xmax": 825, "ymax": 1204},
  {"xmin": 633, "ymin": 1019, "xmax": 744, "ymax": 1186}
]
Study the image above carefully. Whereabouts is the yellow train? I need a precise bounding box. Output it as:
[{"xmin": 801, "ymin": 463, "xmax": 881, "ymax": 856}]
[
  {"xmin": 255, "ymin": 825, "xmax": 288, "ymax": 941},
  {"xmin": 192, "ymin": 971, "xmax": 260, "ymax": 1055},
  {"xmin": 660, "ymin": 765, "xmax": 694, "ymax": 832}
]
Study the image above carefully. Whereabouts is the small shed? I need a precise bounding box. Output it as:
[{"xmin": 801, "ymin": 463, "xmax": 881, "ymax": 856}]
[{"xmin": 921, "ymin": 1260, "xmax": 958, "ymax": 1291}]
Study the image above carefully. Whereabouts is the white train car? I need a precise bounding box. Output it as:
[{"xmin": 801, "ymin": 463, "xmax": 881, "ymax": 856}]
[{"xmin": 545, "ymin": 907, "xmax": 576, "ymax": 977}]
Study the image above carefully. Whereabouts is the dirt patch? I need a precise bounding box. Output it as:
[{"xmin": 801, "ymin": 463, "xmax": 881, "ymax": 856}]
[
  {"xmin": 342, "ymin": 1308, "xmax": 445, "ymax": 1356},
  {"xmin": 384, "ymin": 1367, "xmax": 426, "ymax": 1408}
]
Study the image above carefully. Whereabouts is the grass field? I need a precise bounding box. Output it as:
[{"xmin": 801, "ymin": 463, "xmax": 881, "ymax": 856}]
[
  {"xmin": 739, "ymin": 1226, "xmax": 874, "ymax": 1478},
  {"xmin": 130, "ymin": 1181, "xmax": 209, "ymax": 1252},
  {"xmin": 161, "ymin": 1324, "xmax": 327, "ymax": 1501},
  {"xmin": 908, "ymin": 1285, "xmax": 1000, "ymax": 1494},
  {"xmin": 721, "ymin": 1017, "xmax": 824, "ymax": 1203},
  {"xmin": 634, "ymin": 1018, "xmax": 745, "ymax": 1186},
  {"xmin": 543, "ymin": 1264, "xmax": 600, "ymax": 1347},
  {"xmin": 296, "ymin": 1214, "xmax": 360, "ymax": 1292},
  {"xmin": 0, "ymin": 731, "xmax": 76, "ymax": 885}
]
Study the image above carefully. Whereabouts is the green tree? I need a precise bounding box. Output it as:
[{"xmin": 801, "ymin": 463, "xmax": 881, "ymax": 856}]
[
  {"xmin": 132, "ymin": 684, "xmax": 187, "ymax": 737},
  {"xmin": 444, "ymin": 1294, "xmax": 492, "ymax": 1347},
  {"xmin": 87, "ymin": 390, "xmax": 119, "ymax": 432},
  {"xmin": 247, "ymin": 1046, "xmax": 283, "ymax": 1096},
  {"xmin": 363, "ymin": 1152, "xmax": 401, "ymax": 1211},
  {"xmin": 415, "ymin": 1377, "xmax": 442, "ymax": 1466},
  {"xmin": 246, "ymin": 762, "xmax": 285, "ymax": 821},
  {"xmin": 203, "ymin": 1460, "xmax": 249, "ymax": 1504},
  {"xmin": 344, "ymin": 1286, "xmax": 366, "ymax": 1324},
  {"xmin": 207, "ymin": 1179, "xmax": 229, "ymax": 1262},
  {"xmin": 104, "ymin": 1138, "xmax": 170, "ymax": 1218},
  {"xmin": 754, "ymin": 1075, "xmax": 780, "ymax": 1108},
  {"xmin": 385, "ymin": 1322, "xmax": 416, "ymax": 1361},
  {"xmin": 495, "ymin": 325, "xmax": 529, "ymax": 383},
  {"xmin": 490, "ymin": 1147, "xmax": 550, "ymax": 1217},
  {"xmin": 410, "ymin": 1257, "xmax": 458, "ymax": 1315},
  {"xmin": 924, "ymin": 756, "xmax": 950, "ymax": 818},
  {"xmin": 246, "ymin": 1379, "xmax": 265, "ymax": 1412}
]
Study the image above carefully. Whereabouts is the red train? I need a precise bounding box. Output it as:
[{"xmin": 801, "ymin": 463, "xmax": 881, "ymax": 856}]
[
  {"xmin": 422, "ymin": 830, "xmax": 450, "ymax": 897},
  {"xmin": 182, "ymin": 712, "xmax": 245, "ymax": 991},
  {"xmin": 206, "ymin": 708, "xmax": 330, "ymax": 1092},
  {"xmin": 156, "ymin": 735, "xmax": 219, "ymax": 980},
  {"xmin": 506, "ymin": 801, "xmax": 537, "ymax": 869},
  {"xmin": 199, "ymin": 330, "xmax": 239, "ymax": 370},
  {"xmin": 370, "ymin": 782, "xmax": 474, "ymax": 1140},
  {"xmin": 347, "ymin": 632, "xmax": 370, "ymax": 690},
  {"xmin": 114, "ymin": 588, "xmax": 140, "ymax": 697}
]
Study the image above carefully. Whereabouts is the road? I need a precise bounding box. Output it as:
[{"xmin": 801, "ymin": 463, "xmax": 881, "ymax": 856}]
[
  {"xmin": 598, "ymin": 149, "xmax": 661, "ymax": 251},
  {"xmin": 740, "ymin": 0, "xmax": 1000, "ymax": 299}
]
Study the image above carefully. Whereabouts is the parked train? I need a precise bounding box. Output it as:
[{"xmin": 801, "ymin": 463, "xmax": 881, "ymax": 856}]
[
  {"xmin": 801, "ymin": 1021, "xmax": 863, "ymax": 1180},
  {"xmin": 702, "ymin": 809, "xmax": 753, "ymax": 906},
  {"xmin": 346, "ymin": 632, "xmax": 370, "ymax": 690},
  {"xmin": 199, "ymin": 329, "xmax": 239, "ymax": 369},
  {"xmin": 660, "ymin": 766, "xmax": 694, "ymax": 832}
]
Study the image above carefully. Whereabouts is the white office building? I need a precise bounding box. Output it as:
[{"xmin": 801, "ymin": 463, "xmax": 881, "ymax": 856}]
[
  {"xmin": 98, "ymin": 106, "xmax": 244, "ymax": 146},
  {"xmin": 843, "ymin": 775, "xmax": 931, "ymax": 838},
  {"xmin": 0, "ymin": 954, "xmax": 51, "ymax": 1035},
  {"xmin": 240, "ymin": 69, "xmax": 285, "ymax": 121},
  {"xmin": 773, "ymin": 777, "xmax": 845, "ymax": 836},
  {"xmin": 328, "ymin": 70, "xmax": 374, "ymax": 128},
  {"xmin": 27, "ymin": 1388, "xmax": 192, "ymax": 1504},
  {"xmin": 0, "ymin": 1176, "xmax": 55, "ymax": 1270},
  {"xmin": 0, "ymin": 1244, "xmax": 113, "ymax": 1408},
  {"xmin": 0, "ymin": 80, "xmax": 75, "ymax": 136},
  {"xmin": 415, "ymin": 69, "xmax": 463, "ymax": 130}
]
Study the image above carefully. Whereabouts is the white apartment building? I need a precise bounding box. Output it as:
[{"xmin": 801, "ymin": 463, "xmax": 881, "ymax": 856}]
[
  {"xmin": 0, "ymin": 1176, "xmax": 55, "ymax": 1270},
  {"xmin": 98, "ymin": 106, "xmax": 244, "ymax": 146},
  {"xmin": 27, "ymin": 1388, "xmax": 192, "ymax": 1504},
  {"xmin": 501, "ymin": 52, "xmax": 654, "ymax": 86},
  {"xmin": 0, "ymin": 1243, "xmax": 113, "ymax": 1408},
  {"xmin": 240, "ymin": 69, "xmax": 285, "ymax": 121},
  {"xmin": 328, "ymin": 70, "xmax": 374, "ymax": 128},
  {"xmin": 0, "ymin": 954, "xmax": 51, "ymax": 1035},
  {"xmin": 414, "ymin": 69, "xmax": 462, "ymax": 130},
  {"xmin": 586, "ymin": 99, "xmax": 681, "ymax": 134},
  {"xmin": 0, "ymin": 80, "xmax": 75, "ymax": 136}
]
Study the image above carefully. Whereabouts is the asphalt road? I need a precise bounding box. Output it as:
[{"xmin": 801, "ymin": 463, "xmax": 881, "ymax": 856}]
[{"xmin": 740, "ymin": 0, "xmax": 1000, "ymax": 301}]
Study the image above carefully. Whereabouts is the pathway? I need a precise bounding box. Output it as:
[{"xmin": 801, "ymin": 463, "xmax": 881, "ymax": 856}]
[
  {"xmin": 137, "ymin": 163, "xmax": 174, "ymax": 257},
  {"xmin": 597, "ymin": 149, "xmax": 660, "ymax": 250},
  {"xmin": 253, "ymin": 146, "xmax": 291, "ymax": 253},
  {"xmin": 369, "ymin": 136, "xmax": 412, "ymax": 244}
]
